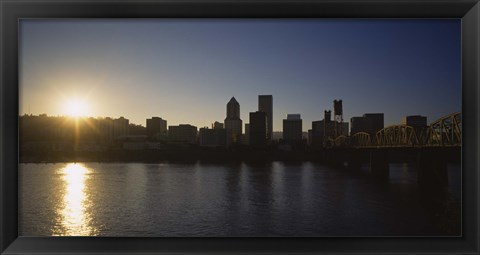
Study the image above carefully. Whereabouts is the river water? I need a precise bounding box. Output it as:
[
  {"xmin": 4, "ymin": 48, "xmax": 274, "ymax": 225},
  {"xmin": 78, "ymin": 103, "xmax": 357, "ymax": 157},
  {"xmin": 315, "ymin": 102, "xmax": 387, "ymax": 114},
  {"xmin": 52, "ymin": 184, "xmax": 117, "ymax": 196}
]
[{"xmin": 19, "ymin": 162, "xmax": 461, "ymax": 236}]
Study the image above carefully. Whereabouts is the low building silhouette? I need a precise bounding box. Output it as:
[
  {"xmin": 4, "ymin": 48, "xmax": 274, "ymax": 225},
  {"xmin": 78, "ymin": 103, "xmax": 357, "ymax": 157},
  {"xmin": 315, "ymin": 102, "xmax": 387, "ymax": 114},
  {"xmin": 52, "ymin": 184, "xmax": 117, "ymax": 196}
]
[
  {"xmin": 113, "ymin": 117, "xmax": 129, "ymax": 139},
  {"xmin": 401, "ymin": 115, "xmax": 427, "ymax": 136},
  {"xmin": 168, "ymin": 124, "xmax": 198, "ymax": 145},
  {"xmin": 199, "ymin": 126, "xmax": 226, "ymax": 147},
  {"xmin": 146, "ymin": 117, "xmax": 167, "ymax": 140},
  {"xmin": 272, "ymin": 131, "xmax": 283, "ymax": 141},
  {"xmin": 401, "ymin": 115, "xmax": 427, "ymax": 127},
  {"xmin": 350, "ymin": 113, "xmax": 384, "ymax": 136},
  {"xmin": 97, "ymin": 117, "xmax": 114, "ymax": 143},
  {"xmin": 212, "ymin": 121, "xmax": 224, "ymax": 129},
  {"xmin": 119, "ymin": 135, "xmax": 148, "ymax": 150}
]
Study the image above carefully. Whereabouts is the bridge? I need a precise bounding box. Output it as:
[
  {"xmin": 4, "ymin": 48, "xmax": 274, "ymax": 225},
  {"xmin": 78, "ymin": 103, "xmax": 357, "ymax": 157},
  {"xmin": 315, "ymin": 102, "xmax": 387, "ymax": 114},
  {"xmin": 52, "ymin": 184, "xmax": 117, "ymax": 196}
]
[
  {"xmin": 321, "ymin": 113, "xmax": 461, "ymax": 195},
  {"xmin": 332, "ymin": 112, "xmax": 461, "ymax": 148}
]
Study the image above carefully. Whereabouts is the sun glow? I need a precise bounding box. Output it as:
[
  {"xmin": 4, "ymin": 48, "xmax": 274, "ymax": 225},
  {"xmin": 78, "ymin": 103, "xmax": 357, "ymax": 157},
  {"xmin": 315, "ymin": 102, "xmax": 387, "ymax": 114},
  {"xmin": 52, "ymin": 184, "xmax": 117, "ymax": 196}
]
[{"xmin": 65, "ymin": 99, "xmax": 89, "ymax": 117}]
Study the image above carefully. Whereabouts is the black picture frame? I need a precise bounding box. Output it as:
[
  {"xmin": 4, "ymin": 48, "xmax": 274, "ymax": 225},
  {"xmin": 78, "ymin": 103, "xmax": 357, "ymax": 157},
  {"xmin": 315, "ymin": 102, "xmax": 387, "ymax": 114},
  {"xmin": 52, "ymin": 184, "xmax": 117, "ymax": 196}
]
[{"xmin": 1, "ymin": 0, "xmax": 479, "ymax": 254}]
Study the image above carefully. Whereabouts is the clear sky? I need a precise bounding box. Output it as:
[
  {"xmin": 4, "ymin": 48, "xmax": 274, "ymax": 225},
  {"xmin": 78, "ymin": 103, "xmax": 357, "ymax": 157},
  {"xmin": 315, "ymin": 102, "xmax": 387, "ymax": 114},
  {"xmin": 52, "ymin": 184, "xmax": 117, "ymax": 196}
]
[{"xmin": 20, "ymin": 19, "xmax": 461, "ymax": 131}]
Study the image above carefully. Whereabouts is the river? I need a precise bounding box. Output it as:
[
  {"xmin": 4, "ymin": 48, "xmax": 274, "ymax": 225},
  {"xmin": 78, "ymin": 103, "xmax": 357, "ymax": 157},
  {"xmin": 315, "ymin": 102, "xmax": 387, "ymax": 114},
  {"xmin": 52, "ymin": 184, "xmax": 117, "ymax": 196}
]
[{"xmin": 19, "ymin": 161, "xmax": 461, "ymax": 236}]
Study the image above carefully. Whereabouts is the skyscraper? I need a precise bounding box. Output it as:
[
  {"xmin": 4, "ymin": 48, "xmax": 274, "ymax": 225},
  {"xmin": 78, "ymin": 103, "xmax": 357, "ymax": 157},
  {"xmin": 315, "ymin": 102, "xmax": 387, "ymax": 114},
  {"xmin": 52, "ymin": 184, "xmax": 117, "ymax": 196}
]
[
  {"xmin": 224, "ymin": 97, "xmax": 242, "ymax": 146},
  {"xmin": 249, "ymin": 111, "xmax": 267, "ymax": 147},
  {"xmin": 258, "ymin": 95, "xmax": 272, "ymax": 142}
]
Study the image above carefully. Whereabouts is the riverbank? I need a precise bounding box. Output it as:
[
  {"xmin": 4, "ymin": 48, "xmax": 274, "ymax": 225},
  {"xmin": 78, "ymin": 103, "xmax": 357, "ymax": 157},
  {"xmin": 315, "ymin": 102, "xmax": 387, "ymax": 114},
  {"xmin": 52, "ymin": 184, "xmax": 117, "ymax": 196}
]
[
  {"xmin": 20, "ymin": 148, "xmax": 317, "ymax": 163},
  {"xmin": 20, "ymin": 146, "xmax": 461, "ymax": 164}
]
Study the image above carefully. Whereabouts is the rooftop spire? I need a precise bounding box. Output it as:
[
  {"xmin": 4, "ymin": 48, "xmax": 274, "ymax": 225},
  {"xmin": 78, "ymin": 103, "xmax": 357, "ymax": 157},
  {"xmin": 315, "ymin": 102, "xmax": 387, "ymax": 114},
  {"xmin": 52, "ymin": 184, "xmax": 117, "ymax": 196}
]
[{"xmin": 229, "ymin": 97, "xmax": 238, "ymax": 104}]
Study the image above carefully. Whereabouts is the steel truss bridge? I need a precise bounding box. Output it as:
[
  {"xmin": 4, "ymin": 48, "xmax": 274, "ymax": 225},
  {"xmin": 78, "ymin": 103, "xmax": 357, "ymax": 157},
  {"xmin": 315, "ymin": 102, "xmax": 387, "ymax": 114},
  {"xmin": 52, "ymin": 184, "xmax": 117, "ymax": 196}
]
[{"xmin": 330, "ymin": 112, "xmax": 461, "ymax": 148}]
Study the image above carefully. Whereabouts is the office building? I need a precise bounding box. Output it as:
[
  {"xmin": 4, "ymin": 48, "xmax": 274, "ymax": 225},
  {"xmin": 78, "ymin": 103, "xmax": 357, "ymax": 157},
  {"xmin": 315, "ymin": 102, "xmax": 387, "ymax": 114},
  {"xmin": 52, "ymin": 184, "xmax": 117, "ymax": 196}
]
[
  {"xmin": 258, "ymin": 95, "xmax": 273, "ymax": 141},
  {"xmin": 168, "ymin": 124, "xmax": 198, "ymax": 144},
  {"xmin": 78, "ymin": 117, "xmax": 99, "ymax": 141},
  {"xmin": 364, "ymin": 113, "xmax": 384, "ymax": 134},
  {"xmin": 224, "ymin": 97, "xmax": 242, "ymax": 146},
  {"xmin": 113, "ymin": 117, "xmax": 129, "ymax": 139},
  {"xmin": 199, "ymin": 127, "xmax": 226, "ymax": 147},
  {"xmin": 311, "ymin": 120, "xmax": 332, "ymax": 146},
  {"xmin": 307, "ymin": 129, "xmax": 312, "ymax": 145},
  {"xmin": 350, "ymin": 117, "xmax": 365, "ymax": 135},
  {"xmin": 401, "ymin": 115, "xmax": 427, "ymax": 127},
  {"xmin": 401, "ymin": 115, "xmax": 428, "ymax": 136},
  {"xmin": 311, "ymin": 110, "xmax": 348, "ymax": 147},
  {"xmin": 350, "ymin": 113, "xmax": 384, "ymax": 136},
  {"xmin": 283, "ymin": 114, "xmax": 302, "ymax": 143},
  {"xmin": 212, "ymin": 121, "xmax": 224, "ymax": 129},
  {"xmin": 244, "ymin": 123, "xmax": 250, "ymax": 145},
  {"xmin": 97, "ymin": 117, "xmax": 114, "ymax": 143},
  {"xmin": 146, "ymin": 117, "xmax": 167, "ymax": 139},
  {"xmin": 120, "ymin": 135, "xmax": 148, "ymax": 150},
  {"xmin": 272, "ymin": 131, "xmax": 283, "ymax": 141},
  {"xmin": 249, "ymin": 111, "xmax": 267, "ymax": 147}
]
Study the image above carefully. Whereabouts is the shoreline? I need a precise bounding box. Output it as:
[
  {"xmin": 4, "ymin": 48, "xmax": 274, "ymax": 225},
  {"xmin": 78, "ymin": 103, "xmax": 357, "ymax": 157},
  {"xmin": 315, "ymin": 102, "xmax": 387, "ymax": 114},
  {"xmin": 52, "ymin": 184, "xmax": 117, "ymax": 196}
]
[
  {"xmin": 20, "ymin": 146, "xmax": 461, "ymax": 164},
  {"xmin": 20, "ymin": 149, "xmax": 319, "ymax": 164}
]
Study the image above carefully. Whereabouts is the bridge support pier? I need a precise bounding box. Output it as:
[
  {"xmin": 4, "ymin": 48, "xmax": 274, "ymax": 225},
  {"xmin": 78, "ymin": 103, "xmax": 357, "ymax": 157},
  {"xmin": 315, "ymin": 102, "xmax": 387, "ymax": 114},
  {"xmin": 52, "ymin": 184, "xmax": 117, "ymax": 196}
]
[
  {"xmin": 369, "ymin": 149, "xmax": 389, "ymax": 179},
  {"xmin": 417, "ymin": 148, "xmax": 448, "ymax": 196},
  {"xmin": 324, "ymin": 149, "xmax": 345, "ymax": 168},
  {"xmin": 347, "ymin": 150, "xmax": 363, "ymax": 170}
]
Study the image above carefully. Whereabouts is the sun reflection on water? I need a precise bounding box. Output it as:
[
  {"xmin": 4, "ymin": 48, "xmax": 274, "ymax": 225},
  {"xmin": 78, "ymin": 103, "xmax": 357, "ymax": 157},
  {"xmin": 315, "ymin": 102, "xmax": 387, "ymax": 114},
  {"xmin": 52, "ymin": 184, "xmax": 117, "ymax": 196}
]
[{"xmin": 52, "ymin": 163, "xmax": 97, "ymax": 236}]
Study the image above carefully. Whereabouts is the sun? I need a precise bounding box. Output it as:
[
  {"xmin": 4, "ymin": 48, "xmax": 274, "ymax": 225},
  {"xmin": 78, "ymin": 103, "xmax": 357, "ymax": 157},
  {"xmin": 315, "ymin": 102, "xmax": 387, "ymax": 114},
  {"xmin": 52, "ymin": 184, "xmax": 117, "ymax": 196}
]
[{"xmin": 65, "ymin": 99, "xmax": 89, "ymax": 117}]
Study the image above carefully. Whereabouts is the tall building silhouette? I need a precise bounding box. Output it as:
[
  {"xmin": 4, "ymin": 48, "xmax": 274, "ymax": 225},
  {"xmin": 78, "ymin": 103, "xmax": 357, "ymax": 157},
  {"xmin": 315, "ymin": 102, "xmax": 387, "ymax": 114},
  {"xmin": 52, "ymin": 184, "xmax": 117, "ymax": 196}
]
[
  {"xmin": 224, "ymin": 97, "xmax": 242, "ymax": 146},
  {"xmin": 249, "ymin": 111, "xmax": 267, "ymax": 147},
  {"xmin": 283, "ymin": 114, "xmax": 302, "ymax": 143},
  {"xmin": 258, "ymin": 95, "xmax": 272, "ymax": 142}
]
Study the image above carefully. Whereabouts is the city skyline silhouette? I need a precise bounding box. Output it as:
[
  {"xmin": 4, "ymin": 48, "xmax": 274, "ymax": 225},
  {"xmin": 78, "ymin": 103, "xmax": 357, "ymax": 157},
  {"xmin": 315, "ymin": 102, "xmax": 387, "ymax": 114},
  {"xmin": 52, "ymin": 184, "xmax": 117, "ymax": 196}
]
[
  {"xmin": 19, "ymin": 95, "xmax": 457, "ymax": 133},
  {"xmin": 20, "ymin": 19, "xmax": 460, "ymax": 131}
]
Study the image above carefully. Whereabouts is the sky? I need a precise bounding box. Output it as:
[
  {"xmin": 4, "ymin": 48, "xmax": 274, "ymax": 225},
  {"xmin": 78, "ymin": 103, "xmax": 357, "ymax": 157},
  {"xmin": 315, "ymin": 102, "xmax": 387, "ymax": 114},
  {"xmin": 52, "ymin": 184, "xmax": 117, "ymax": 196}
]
[{"xmin": 19, "ymin": 19, "xmax": 461, "ymax": 131}]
